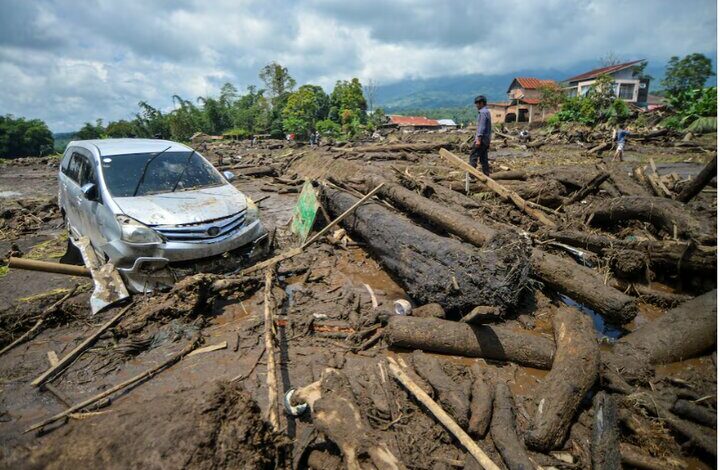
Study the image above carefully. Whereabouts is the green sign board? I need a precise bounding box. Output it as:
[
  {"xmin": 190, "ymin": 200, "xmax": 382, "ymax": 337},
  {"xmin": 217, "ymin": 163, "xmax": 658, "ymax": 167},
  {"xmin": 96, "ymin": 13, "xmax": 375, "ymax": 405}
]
[{"xmin": 291, "ymin": 180, "xmax": 319, "ymax": 244}]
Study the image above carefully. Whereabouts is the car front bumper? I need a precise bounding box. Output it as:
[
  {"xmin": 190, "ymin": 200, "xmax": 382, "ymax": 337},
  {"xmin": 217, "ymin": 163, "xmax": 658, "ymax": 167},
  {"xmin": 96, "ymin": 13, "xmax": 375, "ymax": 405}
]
[{"xmin": 101, "ymin": 219, "xmax": 268, "ymax": 292}]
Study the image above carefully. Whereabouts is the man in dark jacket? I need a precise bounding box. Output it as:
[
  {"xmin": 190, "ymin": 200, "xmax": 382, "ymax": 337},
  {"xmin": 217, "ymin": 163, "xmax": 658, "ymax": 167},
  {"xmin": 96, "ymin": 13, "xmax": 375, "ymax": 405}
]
[{"xmin": 470, "ymin": 95, "xmax": 492, "ymax": 175}]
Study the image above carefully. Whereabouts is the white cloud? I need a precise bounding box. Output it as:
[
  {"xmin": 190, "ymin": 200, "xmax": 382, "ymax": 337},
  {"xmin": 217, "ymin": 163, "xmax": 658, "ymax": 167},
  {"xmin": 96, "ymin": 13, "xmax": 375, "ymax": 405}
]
[{"xmin": 0, "ymin": 0, "xmax": 715, "ymax": 130}]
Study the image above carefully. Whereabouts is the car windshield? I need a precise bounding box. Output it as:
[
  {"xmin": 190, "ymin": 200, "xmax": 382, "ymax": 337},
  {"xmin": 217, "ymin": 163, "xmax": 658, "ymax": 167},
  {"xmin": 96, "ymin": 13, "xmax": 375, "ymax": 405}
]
[{"xmin": 100, "ymin": 151, "xmax": 226, "ymax": 197}]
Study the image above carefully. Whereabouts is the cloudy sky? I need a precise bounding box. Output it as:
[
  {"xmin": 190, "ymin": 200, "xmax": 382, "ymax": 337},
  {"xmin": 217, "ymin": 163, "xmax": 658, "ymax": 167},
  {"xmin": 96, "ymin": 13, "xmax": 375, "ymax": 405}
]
[{"xmin": 0, "ymin": 0, "xmax": 716, "ymax": 131}]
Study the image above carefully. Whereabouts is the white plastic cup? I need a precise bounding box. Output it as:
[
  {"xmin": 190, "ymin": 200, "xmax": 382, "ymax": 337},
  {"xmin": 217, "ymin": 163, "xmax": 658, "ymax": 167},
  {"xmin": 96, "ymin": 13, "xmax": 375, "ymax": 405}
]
[{"xmin": 393, "ymin": 299, "xmax": 412, "ymax": 316}]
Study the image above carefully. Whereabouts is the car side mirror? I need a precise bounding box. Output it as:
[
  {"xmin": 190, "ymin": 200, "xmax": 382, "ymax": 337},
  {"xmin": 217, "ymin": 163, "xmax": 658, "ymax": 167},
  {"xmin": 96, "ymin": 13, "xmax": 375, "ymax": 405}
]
[
  {"xmin": 223, "ymin": 171, "xmax": 236, "ymax": 182},
  {"xmin": 81, "ymin": 183, "xmax": 98, "ymax": 201}
]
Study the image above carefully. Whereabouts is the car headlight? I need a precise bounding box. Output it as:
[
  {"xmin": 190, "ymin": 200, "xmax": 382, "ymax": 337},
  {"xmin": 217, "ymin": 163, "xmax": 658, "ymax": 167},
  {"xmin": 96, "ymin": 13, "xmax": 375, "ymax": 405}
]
[
  {"xmin": 245, "ymin": 197, "xmax": 259, "ymax": 224},
  {"xmin": 116, "ymin": 215, "xmax": 163, "ymax": 244}
]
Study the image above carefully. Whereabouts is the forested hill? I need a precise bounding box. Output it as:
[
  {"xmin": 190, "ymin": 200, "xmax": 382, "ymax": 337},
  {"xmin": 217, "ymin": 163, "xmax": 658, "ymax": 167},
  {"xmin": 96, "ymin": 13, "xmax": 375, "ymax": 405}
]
[{"xmin": 373, "ymin": 62, "xmax": 676, "ymax": 112}]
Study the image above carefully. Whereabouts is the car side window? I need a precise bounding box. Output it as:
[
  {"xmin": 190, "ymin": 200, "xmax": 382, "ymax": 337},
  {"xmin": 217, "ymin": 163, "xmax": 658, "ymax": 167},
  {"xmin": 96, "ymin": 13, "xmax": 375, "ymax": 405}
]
[
  {"xmin": 60, "ymin": 148, "xmax": 73, "ymax": 174},
  {"xmin": 66, "ymin": 152, "xmax": 83, "ymax": 183},
  {"xmin": 77, "ymin": 155, "xmax": 95, "ymax": 187}
]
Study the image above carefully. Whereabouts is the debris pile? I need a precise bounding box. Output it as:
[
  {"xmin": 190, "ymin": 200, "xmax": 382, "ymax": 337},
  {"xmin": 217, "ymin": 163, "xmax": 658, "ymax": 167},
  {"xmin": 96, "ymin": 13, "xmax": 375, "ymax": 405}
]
[{"xmin": 0, "ymin": 125, "xmax": 716, "ymax": 469}]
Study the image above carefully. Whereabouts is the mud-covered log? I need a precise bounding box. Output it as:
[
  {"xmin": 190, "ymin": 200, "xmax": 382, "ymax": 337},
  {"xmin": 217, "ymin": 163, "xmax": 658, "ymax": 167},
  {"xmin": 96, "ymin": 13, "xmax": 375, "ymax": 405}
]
[
  {"xmin": 411, "ymin": 351, "xmax": 470, "ymax": 428},
  {"xmin": 501, "ymin": 179, "xmax": 567, "ymax": 208},
  {"xmin": 589, "ymin": 196, "xmax": 714, "ymax": 244},
  {"xmin": 564, "ymin": 171, "xmax": 610, "ymax": 205},
  {"xmin": 419, "ymin": 179, "xmax": 482, "ymax": 208},
  {"xmin": 236, "ymin": 165, "xmax": 277, "ymax": 177},
  {"xmin": 489, "ymin": 170, "xmax": 528, "ymax": 181},
  {"xmin": 324, "ymin": 188, "xmax": 530, "ymax": 313},
  {"xmin": 607, "ymin": 290, "xmax": 716, "ymax": 381},
  {"xmin": 607, "ymin": 164, "xmax": 653, "ymax": 197},
  {"xmin": 671, "ymin": 399, "xmax": 717, "ymax": 427},
  {"xmin": 385, "ymin": 316, "xmax": 555, "ymax": 369},
  {"xmin": 367, "ymin": 177, "xmax": 496, "ymax": 246},
  {"xmin": 526, "ymin": 306, "xmax": 600, "ymax": 451},
  {"xmin": 336, "ymin": 142, "xmax": 450, "ymax": 153},
  {"xmin": 619, "ymin": 443, "xmax": 683, "ymax": 470},
  {"xmin": 530, "ymin": 250, "xmax": 637, "ymax": 324},
  {"xmin": 545, "ymin": 230, "xmax": 717, "ymax": 277},
  {"xmin": 491, "ymin": 383, "xmax": 534, "ymax": 470},
  {"xmin": 468, "ymin": 364, "xmax": 493, "ymax": 438},
  {"xmin": 591, "ymin": 392, "xmax": 621, "ymax": 470},
  {"xmin": 677, "ymin": 155, "xmax": 717, "ymax": 203}
]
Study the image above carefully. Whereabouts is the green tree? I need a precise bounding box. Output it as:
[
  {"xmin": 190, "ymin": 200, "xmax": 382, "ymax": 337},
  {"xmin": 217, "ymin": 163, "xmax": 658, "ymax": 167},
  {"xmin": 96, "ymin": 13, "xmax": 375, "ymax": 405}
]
[
  {"xmin": 134, "ymin": 102, "xmax": 170, "ymax": 139},
  {"xmin": 662, "ymin": 53, "xmax": 714, "ymax": 99},
  {"xmin": 329, "ymin": 78, "xmax": 367, "ymax": 135},
  {"xmin": 538, "ymin": 83, "xmax": 565, "ymax": 115},
  {"xmin": 105, "ymin": 119, "xmax": 138, "ymax": 137},
  {"xmin": 259, "ymin": 62, "xmax": 296, "ymax": 104},
  {"xmin": 0, "ymin": 115, "xmax": 54, "ymax": 157},
  {"xmin": 74, "ymin": 119, "xmax": 104, "ymax": 140},
  {"xmin": 282, "ymin": 85, "xmax": 330, "ymax": 138}
]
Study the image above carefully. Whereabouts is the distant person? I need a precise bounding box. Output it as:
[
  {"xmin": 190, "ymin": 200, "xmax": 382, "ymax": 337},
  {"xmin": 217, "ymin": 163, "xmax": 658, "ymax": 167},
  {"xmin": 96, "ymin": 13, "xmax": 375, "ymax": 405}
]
[
  {"xmin": 612, "ymin": 126, "xmax": 630, "ymax": 162},
  {"xmin": 314, "ymin": 131, "xmax": 321, "ymax": 147},
  {"xmin": 470, "ymin": 95, "xmax": 492, "ymax": 175}
]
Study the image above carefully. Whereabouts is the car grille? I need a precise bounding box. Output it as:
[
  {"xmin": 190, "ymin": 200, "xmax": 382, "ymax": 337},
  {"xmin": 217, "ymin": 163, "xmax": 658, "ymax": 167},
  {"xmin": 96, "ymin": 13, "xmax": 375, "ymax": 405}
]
[{"xmin": 151, "ymin": 209, "xmax": 247, "ymax": 242}]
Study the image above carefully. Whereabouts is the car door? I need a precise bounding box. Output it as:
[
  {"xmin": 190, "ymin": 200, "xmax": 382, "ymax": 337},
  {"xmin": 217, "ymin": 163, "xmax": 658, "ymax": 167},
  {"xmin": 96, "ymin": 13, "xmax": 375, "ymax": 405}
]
[
  {"xmin": 75, "ymin": 149, "xmax": 111, "ymax": 253},
  {"xmin": 63, "ymin": 151, "xmax": 85, "ymax": 237}
]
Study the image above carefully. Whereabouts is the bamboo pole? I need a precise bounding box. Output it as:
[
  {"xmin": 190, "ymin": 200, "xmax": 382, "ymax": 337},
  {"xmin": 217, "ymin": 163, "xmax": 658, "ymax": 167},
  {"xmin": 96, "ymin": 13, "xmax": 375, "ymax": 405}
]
[
  {"xmin": 386, "ymin": 357, "xmax": 501, "ymax": 470},
  {"xmin": 9, "ymin": 257, "xmax": 91, "ymax": 278},
  {"xmin": 438, "ymin": 149, "xmax": 556, "ymax": 227},
  {"xmin": 31, "ymin": 302, "xmax": 133, "ymax": 387}
]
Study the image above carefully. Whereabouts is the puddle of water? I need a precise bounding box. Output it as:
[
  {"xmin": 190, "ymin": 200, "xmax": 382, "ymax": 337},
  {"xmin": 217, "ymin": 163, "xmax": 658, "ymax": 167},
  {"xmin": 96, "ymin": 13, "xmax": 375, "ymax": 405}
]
[
  {"xmin": 0, "ymin": 190, "xmax": 21, "ymax": 198},
  {"xmin": 559, "ymin": 295, "xmax": 625, "ymax": 341}
]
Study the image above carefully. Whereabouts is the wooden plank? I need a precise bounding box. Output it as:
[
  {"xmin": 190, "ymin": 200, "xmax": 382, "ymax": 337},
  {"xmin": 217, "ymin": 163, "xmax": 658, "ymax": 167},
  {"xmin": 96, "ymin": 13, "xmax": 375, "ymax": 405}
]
[{"xmin": 438, "ymin": 149, "xmax": 556, "ymax": 227}]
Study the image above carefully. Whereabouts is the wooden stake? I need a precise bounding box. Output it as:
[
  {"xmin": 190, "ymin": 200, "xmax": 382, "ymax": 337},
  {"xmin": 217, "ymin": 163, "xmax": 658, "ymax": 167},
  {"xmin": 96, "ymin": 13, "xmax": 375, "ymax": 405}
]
[
  {"xmin": 8, "ymin": 257, "xmax": 91, "ymax": 278},
  {"xmin": 32, "ymin": 302, "xmax": 133, "ymax": 387},
  {"xmin": 26, "ymin": 338, "xmax": 199, "ymax": 434},
  {"xmin": 387, "ymin": 356, "xmax": 501, "ymax": 470},
  {"xmin": 263, "ymin": 268, "xmax": 280, "ymax": 431},
  {"xmin": 438, "ymin": 149, "xmax": 556, "ymax": 227}
]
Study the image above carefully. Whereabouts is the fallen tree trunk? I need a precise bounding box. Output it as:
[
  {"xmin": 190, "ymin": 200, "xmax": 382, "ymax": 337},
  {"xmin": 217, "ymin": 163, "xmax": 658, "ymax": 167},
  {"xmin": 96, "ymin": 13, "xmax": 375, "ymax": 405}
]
[
  {"xmin": 672, "ymin": 399, "xmax": 717, "ymax": 427},
  {"xmin": 530, "ymin": 250, "xmax": 637, "ymax": 324},
  {"xmin": 468, "ymin": 364, "xmax": 493, "ymax": 438},
  {"xmin": 563, "ymin": 171, "xmax": 610, "ymax": 205},
  {"xmin": 588, "ymin": 196, "xmax": 714, "ymax": 244},
  {"xmin": 525, "ymin": 306, "xmax": 600, "ymax": 451},
  {"xmin": 619, "ymin": 443, "xmax": 683, "ymax": 470},
  {"xmin": 324, "ymin": 188, "xmax": 530, "ymax": 313},
  {"xmin": 367, "ymin": 177, "xmax": 496, "ymax": 246},
  {"xmin": 491, "ymin": 383, "xmax": 534, "ymax": 470},
  {"xmin": 236, "ymin": 165, "xmax": 277, "ymax": 177},
  {"xmin": 411, "ymin": 351, "xmax": 471, "ymax": 428},
  {"xmin": 500, "ymin": 179, "xmax": 567, "ymax": 208},
  {"xmin": 489, "ymin": 170, "xmax": 528, "ymax": 181},
  {"xmin": 544, "ymin": 230, "xmax": 716, "ymax": 277},
  {"xmin": 677, "ymin": 155, "xmax": 717, "ymax": 203},
  {"xmin": 607, "ymin": 164, "xmax": 652, "ymax": 197},
  {"xmin": 591, "ymin": 392, "xmax": 622, "ymax": 470},
  {"xmin": 606, "ymin": 290, "xmax": 716, "ymax": 381},
  {"xmin": 385, "ymin": 316, "xmax": 555, "ymax": 369}
]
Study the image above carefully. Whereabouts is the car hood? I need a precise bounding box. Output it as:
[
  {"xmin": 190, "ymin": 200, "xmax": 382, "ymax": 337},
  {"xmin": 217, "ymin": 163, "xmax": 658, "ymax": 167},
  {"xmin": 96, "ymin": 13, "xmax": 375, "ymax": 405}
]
[{"xmin": 113, "ymin": 185, "xmax": 247, "ymax": 226}]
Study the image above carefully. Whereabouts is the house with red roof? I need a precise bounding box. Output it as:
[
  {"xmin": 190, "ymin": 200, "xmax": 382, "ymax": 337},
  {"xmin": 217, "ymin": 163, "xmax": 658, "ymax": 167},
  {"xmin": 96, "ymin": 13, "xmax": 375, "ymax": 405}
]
[
  {"xmin": 487, "ymin": 77, "xmax": 559, "ymax": 124},
  {"xmin": 563, "ymin": 60, "xmax": 651, "ymax": 106},
  {"xmin": 386, "ymin": 115, "xmax": 441, "ymax": 131}
]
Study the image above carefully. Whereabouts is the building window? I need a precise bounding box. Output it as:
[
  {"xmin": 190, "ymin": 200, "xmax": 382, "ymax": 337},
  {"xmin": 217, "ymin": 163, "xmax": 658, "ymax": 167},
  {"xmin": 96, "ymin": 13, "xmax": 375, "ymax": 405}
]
[
  {"xmin": 579, "ymin": 85, "xmax": 591, "ymax": 96},
  {"xmin": 619, "ymin": 83, "xmax": 635, "ymax": 100}
]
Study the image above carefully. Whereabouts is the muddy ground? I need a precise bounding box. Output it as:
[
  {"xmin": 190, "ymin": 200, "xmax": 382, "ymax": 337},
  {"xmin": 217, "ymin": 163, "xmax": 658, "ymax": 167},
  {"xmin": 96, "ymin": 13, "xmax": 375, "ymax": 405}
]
[{"xmin": 0, "ymin": 126, "xmax": 716, "ymax": 469}]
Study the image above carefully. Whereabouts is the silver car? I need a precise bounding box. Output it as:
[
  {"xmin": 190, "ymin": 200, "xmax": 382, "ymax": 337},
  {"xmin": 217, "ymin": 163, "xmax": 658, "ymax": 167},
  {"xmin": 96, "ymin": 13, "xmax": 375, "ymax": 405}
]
[{"xmin": 58, "ymin": 138, "xmax": 268, "ymax": 291}]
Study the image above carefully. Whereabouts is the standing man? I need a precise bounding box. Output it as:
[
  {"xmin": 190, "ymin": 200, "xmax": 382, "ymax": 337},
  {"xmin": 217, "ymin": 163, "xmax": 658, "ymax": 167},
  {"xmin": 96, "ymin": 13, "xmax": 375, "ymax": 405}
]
[
  {"xmin": 470, "ymin": 95, "xmax": 492, "ymax": 176},
  {"xmin": 612, "ymin": 125, "xmax": 630, "ymax": 162}
]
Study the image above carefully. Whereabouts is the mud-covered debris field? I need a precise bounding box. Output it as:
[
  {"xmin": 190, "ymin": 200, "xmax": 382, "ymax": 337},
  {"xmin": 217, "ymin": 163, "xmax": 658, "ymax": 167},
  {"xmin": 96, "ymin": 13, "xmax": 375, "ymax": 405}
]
[{"xmin": 0, "ymin": 124, "xmax": 717, "ymax": 469}]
